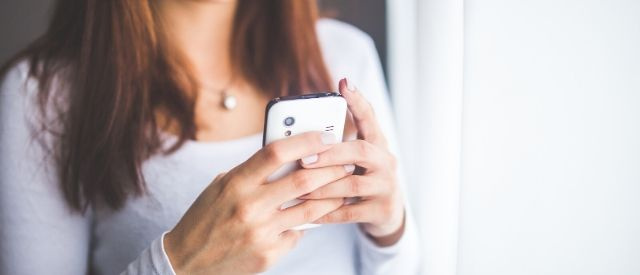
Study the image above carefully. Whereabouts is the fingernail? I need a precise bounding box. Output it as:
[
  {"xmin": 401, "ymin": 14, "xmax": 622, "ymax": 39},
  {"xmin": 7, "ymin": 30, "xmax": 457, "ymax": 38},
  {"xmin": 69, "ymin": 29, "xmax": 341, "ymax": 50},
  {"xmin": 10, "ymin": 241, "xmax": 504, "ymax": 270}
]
[
  {"xmin": 321, "ymin": 132, "xmax": 337, "ymax": 145},
  {"xmin": 344, "ymin": 164, "xmax": 356, "ymax": 173},
  {"xmin": 301, "ymin": 154, "xmax": 318, "ymax": 165}
]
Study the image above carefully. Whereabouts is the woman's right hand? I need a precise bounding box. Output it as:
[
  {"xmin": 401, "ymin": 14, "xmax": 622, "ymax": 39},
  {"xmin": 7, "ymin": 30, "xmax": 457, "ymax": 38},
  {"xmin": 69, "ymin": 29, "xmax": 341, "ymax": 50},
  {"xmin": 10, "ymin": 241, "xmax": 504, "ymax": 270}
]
[{"xmin": 164, "ymin": 132, "xmax": 350, "ymax": 275}]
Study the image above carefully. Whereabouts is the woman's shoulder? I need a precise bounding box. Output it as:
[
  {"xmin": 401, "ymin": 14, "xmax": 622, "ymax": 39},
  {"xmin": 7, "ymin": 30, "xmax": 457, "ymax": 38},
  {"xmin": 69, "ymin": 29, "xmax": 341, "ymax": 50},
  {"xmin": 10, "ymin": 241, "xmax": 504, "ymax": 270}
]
[
  {"xmin": 0, "ymin": 60, "xmax": 34, "ymax": 96},
  {"xmin": 316, "ymin": 18, "xmax": 375, "ymax": 47},
  {"xmin": 1, "ymin": 58, "xmax": 69, "ymax": 108},
  {"xmin": 1, "ymin": 58, "xmax": 67, "ymax": 136},
  {"xmin": 316, "ymin": 18, "xmax": 383, "ymax": 86},
  {"xmin": 316, "ymin": 18, "xmax": 378, "ymax": 63},
  {"xmin": 0, "ymin": 60, "xmax": 43, "ymax": 125}
]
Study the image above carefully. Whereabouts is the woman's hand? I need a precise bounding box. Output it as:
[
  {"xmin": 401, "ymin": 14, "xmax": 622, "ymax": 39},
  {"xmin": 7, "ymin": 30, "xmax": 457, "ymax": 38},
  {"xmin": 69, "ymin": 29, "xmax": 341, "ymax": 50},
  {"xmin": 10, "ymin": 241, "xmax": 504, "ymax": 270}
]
[
  {"xmin": 164, "ymin": 132, "xmax": 351, "ymax": 275},
  {"xmin": 300, "ymin": 78, "xmax": 406, "ymax": 247}
]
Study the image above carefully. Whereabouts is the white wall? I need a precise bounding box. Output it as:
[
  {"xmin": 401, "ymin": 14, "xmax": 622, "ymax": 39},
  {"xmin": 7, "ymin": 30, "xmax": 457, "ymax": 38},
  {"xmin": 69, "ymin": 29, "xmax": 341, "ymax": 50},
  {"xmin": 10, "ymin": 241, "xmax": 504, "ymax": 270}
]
[
  {"xmin": 387, "ymin": 0, "xmax": 463, "ymax": 274},
  {"xmin": 459, "ymin": 1, "xmax": 640, "ymax": 274}
]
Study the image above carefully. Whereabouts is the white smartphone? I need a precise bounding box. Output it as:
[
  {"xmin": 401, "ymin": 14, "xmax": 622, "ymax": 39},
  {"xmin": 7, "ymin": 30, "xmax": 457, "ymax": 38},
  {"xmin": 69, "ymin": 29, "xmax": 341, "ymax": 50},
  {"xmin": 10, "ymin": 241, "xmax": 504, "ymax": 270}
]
[{"xmin": 263, "ymin": 92, "xmax": 348, "ymax": 230}]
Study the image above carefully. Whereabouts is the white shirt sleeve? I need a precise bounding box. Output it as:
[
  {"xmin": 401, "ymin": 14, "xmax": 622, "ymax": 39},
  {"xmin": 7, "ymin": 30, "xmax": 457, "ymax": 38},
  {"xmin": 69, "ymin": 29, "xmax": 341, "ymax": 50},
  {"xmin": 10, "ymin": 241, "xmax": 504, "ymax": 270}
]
[
  {"xmin": 0, "ymin": 62, "xmax": 176, "ymax": 275},
  {"xmin": 0, "ymin": 63, "xmax": 92, "ymax": 275},
  {"xmin": 344, "ymin": 27, "xmax": 422, "ymax": 275},
  {"xmin": 121, "ymin": 232, "xmax": 176, "ymax": 275}
]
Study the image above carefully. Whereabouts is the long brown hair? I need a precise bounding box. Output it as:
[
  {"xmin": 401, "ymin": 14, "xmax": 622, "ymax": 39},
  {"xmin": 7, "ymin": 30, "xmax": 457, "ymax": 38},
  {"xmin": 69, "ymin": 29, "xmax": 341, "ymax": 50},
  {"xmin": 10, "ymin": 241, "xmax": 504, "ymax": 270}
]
[{"xmin": 1, "ymin": 0, "xmax": 333, "ymax": 212}]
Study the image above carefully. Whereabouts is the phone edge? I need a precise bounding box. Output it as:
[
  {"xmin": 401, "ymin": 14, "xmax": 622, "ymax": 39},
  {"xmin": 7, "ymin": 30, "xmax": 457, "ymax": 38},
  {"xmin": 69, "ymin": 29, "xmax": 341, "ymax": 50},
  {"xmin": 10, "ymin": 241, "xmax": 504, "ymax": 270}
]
[{"xmin": 262, "ymin": 92, "xmax": 342, "ymax": 147}]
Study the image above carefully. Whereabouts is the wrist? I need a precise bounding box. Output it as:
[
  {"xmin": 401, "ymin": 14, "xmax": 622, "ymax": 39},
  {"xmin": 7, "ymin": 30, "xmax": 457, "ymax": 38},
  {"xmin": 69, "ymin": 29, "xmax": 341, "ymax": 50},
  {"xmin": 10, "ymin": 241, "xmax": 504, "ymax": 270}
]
[
  {"xmin": 361, "ymin": 208, "xmax": 406, "ymax": 247},
  {"xmin": 163, "ymin": 230, "xmax": 187, "ymax": 275}
]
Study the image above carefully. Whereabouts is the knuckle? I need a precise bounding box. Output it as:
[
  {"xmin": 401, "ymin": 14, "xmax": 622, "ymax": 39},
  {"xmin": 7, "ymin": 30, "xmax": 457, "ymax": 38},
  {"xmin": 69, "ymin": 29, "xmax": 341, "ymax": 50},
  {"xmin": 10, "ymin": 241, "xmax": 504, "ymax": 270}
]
[
  {"xmin": 252, "ymin": 251, "xmax": 272, "ymax": 272},
  {"xmin": 341, "ymin": 209, "xmax": 359, "ymax": 222},
  {"xmin": 356, "ymin": 140, "xmax": 375, "ymax": 157},
  {"xmin": 243, "ymin": 228, "xmax": 265, "ymax": 246},
  {"xmin": 219, "ymin": 179, "xmax": 242, "ymax": 202},
  {"xmin": 380, "ymin": 180, "xmax": 394, "ymax": 194},
  {"xmin": 350, "ymin": 177, "xmax": 363, "ymax": 195},
  {"xmin": 291, "ymin": 171, "xmax": 312, "ymax": 192},
  {"xmin": 379, "ymin": 200, "xmax": 394, "ymax": 220},
  {"xmin": 235, "ymin": 203, "xmax": 256, "ymax": 224},
  {"xmin": 263, "ymin": 143, "xmax": 286, "ymax": 164},
  {"xmin": 213, "ymin": 172, "xmax": 227, "ymax": 182},
  {"xmin": 302, "ymin": 204, "xmax": 318, "ymax": 222},
  {"xmin": 315, "ymin": 214, "xmax": 329, "ymax": 224},
  {"xmin": 222, "ymin": 172, "xmax": 243, "ymax": 192}
]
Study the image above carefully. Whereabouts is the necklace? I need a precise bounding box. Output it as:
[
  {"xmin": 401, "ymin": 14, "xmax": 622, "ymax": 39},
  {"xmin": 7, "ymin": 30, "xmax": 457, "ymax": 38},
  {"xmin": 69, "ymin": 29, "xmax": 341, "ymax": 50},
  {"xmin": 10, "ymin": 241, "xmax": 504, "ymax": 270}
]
[
  {"xmin": 202, "ymin": 79, "xmax": 237, "ymax": 111},
  {"xmin": 221, "ymin": 91, "xmax": 237, "ymax": 110}
]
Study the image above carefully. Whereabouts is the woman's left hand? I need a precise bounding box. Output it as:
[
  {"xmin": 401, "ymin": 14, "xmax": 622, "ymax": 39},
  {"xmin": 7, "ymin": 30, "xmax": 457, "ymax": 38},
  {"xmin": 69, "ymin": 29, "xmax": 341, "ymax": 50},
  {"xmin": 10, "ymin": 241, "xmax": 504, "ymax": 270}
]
[{"xmin": 299, "ymin": 78, "xmax": 405, "ymax": 246}]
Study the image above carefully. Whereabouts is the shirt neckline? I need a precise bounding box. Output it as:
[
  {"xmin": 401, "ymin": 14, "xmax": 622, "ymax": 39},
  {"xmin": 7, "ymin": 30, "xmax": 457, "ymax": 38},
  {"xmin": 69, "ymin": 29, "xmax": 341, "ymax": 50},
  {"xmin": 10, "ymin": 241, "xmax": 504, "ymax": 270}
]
[{"xmin": 161, "ymin": 131, "xmax": 263, "ymax": 151}]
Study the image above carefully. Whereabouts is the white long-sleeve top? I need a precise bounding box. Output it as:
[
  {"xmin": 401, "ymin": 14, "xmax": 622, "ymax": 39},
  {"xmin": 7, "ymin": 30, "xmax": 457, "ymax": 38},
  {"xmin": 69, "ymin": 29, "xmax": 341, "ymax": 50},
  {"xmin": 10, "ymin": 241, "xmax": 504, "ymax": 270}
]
[{"xmin": 0, "ymin": 19, "xmax": 420, "ymax": 275}]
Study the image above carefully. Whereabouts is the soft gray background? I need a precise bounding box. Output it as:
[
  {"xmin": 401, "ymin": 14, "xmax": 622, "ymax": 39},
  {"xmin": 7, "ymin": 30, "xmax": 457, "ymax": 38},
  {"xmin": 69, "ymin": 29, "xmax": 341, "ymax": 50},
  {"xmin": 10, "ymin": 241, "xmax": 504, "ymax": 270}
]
[
  {"xmin": 0, "ymin": 0, "xmax": 387, "ymax": 74},
  {"xmin": 0, "ymin": 0, "xmax": 53, "ymax": 64}
]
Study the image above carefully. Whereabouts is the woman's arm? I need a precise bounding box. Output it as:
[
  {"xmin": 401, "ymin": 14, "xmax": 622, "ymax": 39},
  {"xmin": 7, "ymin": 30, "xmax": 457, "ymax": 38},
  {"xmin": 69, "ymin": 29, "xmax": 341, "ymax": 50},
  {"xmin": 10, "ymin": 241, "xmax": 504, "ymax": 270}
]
[
  {"xmin": 303, "ymin": 78, "xmax": 422, "ymax": 275},
  {"xmin": 314, "ymin": 24, "xmax": 422, "ymax": 274},
  {"xmin": 0, "ymin": 63, "xmax": 92, "ymax": 275},
  {"xmin": 0, "ymin": 63, "xmax": 172, "ymax": 275},
  {"xmin": 0, "ymin": 63, "xmax": 345, "ymax": 275},
  {"xmin": 348, "ymin": 37, "xmax": 421, "ymax": 274}
]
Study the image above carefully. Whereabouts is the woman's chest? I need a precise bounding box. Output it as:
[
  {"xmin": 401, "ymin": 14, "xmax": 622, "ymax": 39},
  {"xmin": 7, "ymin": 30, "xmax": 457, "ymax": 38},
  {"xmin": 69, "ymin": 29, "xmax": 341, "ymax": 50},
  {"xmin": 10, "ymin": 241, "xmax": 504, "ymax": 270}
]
[
  {"xmin": 91, "ymin": 139, "xmax": 261, "ymax": 274},
  {"xmin": 90, "ymin": 138, "xmax": 358, "ymax": 275}
]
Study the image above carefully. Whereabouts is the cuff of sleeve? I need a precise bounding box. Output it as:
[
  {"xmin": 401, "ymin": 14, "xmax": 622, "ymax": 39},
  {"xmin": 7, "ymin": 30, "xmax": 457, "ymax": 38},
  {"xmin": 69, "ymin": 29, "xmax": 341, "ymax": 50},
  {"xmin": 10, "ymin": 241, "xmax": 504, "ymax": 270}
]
[
  {"xmin": 355, "ymin": 223, "xmax": 408, "ymax": 257},
  {"xmin": 151, "ymin": 232, "xmax": 177, "ymax": 275},
  {"xmin": 122, "ymin": 232, "xmax": 177, "ymax": 275},
  {"xmin": 356, "ymin": 214, "xmax": 420, "ymax": 275}
]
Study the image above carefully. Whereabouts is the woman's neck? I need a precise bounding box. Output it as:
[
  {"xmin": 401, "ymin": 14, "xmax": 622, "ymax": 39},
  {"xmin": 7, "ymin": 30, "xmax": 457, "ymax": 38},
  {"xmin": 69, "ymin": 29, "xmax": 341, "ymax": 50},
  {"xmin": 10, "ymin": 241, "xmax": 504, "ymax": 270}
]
[
  {"xmin": 155, "ymin": 1, "xmax": 269, "ymax": 142},
  {"xmin": 157, "ymin": 0, "xmax": 237, "ymax": 85}
]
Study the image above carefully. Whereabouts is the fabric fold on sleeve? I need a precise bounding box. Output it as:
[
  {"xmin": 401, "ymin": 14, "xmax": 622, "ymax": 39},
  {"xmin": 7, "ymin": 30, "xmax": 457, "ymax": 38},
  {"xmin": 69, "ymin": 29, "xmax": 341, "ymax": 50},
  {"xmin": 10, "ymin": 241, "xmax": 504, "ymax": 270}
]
[
  {"xmin": 356, "ymin": 208, "xmax": 421, "ymax": 275},
  {"xmin": 121, "ymin": 232, "xmax": 176, "ymax": 275}
]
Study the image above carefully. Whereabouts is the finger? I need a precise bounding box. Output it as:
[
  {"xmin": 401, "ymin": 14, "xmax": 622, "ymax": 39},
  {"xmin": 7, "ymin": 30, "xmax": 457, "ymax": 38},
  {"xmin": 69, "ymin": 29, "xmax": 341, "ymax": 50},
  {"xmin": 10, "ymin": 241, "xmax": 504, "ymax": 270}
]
[
  {"xmin": 234, "ymin": 131, "xmax": 338, "ymax": 183},
  {"xmin": 299, "ymin": 175, "xmax": 388, "ymax": 199},
  {"xmin": 301, "ymin": 139, "xmax": 388, "ymax": 171},
  {"xmin": 270, "ymin": 230, "xmax": 304, "ymax": 264},
  {"xmin": 263, "ymin": 164, "xmax": 356, "ymax": 206},
  {"xmin": 278, "ymin": 230, "xmax": 304, "ymax": 249},
  {"xmin": 276, "ymin": 198, "xmax": 344, "ymax": 231},
  {"xmin": 339, "ymin": 78, "xmax": 387, "ymax": 147},
  {"xmin": 314, "ymin": 200, "xmax": 378, "ymax": 224}
]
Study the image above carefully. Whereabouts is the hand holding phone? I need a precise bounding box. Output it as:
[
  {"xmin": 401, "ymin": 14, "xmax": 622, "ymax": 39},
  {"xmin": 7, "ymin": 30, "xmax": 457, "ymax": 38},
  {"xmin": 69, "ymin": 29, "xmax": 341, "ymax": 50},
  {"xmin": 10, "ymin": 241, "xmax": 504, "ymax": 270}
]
[{"xmin": 263, "ymin": 92, "xmax": 348, "ymax": 230}]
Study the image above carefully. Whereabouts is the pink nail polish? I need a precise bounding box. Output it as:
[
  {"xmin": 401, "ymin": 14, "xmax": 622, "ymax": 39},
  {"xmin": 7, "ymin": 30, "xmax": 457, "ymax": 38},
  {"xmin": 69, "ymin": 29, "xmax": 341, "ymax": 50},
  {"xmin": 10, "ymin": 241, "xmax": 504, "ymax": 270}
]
[
  {"xmin": 344, "ymin": 164, "xmax": 356, "ymax": 173},
  {"xmin": 338, "ymin": 78, "xmax": 347, "ymax": 93},
  {"xmin": 301, "ymin": 154, "xmax": 318, "ymax": 165}
]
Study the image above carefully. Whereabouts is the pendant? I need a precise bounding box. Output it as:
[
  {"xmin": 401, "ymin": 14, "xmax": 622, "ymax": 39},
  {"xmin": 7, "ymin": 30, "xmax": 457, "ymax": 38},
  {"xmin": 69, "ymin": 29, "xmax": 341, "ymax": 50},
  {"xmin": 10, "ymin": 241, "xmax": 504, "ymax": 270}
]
[{"xmin": 222, "ymin": 93, "xmax": 237, "ymax": 110}]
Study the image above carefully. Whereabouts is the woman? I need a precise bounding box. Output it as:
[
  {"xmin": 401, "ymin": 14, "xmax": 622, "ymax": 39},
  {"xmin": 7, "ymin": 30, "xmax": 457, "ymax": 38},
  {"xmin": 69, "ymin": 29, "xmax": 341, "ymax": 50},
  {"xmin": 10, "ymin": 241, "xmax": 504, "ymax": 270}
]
[{"xmin": 0, "ymin": 1, "xmax": 419, "ymax": 274}]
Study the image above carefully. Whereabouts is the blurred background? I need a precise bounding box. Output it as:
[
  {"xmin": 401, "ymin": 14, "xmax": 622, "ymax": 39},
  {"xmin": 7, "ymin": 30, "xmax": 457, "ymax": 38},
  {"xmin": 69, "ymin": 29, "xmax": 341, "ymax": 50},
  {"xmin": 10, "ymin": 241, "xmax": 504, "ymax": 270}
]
[
  {"xmin": 2, "ymin": 0, "xmax": 390, "ymax": 73},
  {"xmin": 0, "ymin": 0, "xmax": 52, "ymax": 64},
  {"xmin": 2, "ymin": 1, "xmax": 639, "ymax": 275}
]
